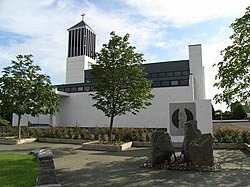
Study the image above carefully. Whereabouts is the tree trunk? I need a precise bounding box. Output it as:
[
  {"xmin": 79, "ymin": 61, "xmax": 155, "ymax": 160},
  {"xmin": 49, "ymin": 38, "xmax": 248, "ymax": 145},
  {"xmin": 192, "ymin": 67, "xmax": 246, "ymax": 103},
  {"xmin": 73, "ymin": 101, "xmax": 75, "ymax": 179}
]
[
  {"xmin": 109, "ymin": 114, "xmax": 114, "ymax": 144},
  {"xmin": 17, "ymin": 115, "xmax": 21, "ymax": 139}
]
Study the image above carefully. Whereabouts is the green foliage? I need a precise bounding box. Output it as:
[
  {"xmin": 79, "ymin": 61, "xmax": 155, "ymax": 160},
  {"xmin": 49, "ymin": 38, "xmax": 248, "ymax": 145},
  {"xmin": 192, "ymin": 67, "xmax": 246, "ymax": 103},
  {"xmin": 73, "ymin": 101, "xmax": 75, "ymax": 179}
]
[
  {"xmin": 213, "ymin": 5, "xmax": 250, "ymax": 105},
  {"xmin": 91, "ymin": 31, "xmax": 154, "ymax": 143},
  {"xmin": 230, "ymin": 102, "xmax": 247, "ymax": 119},
  {"xmin": 242, "ymin": 103, "xmax": 250, "ymax": 113},
  {"xmin": 214, "ymin": 127, "xmax": 250, "ymax": 144},
  {"xmin": 0, "ymin": 54, "xmax": 60, "ymax": 139},
  {"xmin": 0, "ymin": 118, "xmax": 10, "ymax": 126},
  {"xmin": 0, "ymin": 126, "xmax": 153, "ymax": 142},
  {"xmin": 0, "ymin": 153, "xmax": 38, "ymax": 187}
]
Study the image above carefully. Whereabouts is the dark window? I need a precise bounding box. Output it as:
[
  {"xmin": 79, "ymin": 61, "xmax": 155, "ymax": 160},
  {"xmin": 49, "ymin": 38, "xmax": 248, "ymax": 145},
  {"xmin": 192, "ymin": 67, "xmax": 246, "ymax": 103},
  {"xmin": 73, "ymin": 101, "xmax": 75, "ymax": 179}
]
[
  {"xmin": 182, "ymin": 71, "xmax": 189, "ymax": 76},
  {"xmin": 180, "ymin": 79, "xmax": 189, "ymax": 86},
  {"xmin": 90, "ymin": 86, "xmax": 96, "ymax": 91},
  {"xmin": 171, "ymin": 80, "xmax": 179, "ymax": 86},
  {"xmin": 152, "ymin": 81, "xmax": 161, "ymax": 87},
  {"xmin": 151, "ymin": 73, "xmax": 158, "ymax": 78},
  {"xmin": 162, "ymin": 80, "xmax": 170, "ymax": 87},
  {"xmin": 71, "ymin": 87, "xmax": 77, "ymax": 92},
  {"xmin": 166, "ymin": 72, "xmax": 173, "ymax": 77},
  {"xmin": 58, "ymin": 88, "xmax": 64, "ymax": 92},
  {"xmin": 159, "ymin": 72, "xmax": 166, "ymax": 77},
  {"xmin": 77, "ymin": 87, "xmax": 83, "ymax": 92},
  {"xmin": 174, "ymin": 71, "xmax": 182, "ymax": 76},
  {"xmin": 84, "ymin": 86, "xmax": 90, "ymax": 92},
  {"xmin": 65, "ymin": 88, "xmax": 70, "ymax": 92}
]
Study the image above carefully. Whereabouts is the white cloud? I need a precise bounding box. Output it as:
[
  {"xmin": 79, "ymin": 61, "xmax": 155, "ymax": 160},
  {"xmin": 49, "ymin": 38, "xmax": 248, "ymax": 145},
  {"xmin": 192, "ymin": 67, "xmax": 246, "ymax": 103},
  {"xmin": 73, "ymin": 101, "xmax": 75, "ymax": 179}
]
[
  {"xmin": 0, "ymin": 0, "xmax": 85, "ymax": 84},
  {"xmin": 202, "ymin": 26, "xmax": 234, "ymax": 111},
  {"xmin": 124, "ymin": 0, "xmax": 249, "ymax": 26}
]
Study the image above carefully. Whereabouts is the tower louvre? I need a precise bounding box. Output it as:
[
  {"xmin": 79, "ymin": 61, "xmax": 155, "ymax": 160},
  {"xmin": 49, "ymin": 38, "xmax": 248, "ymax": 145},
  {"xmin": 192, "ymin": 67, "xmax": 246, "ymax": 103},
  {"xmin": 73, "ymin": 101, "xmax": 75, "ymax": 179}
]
[
  {"xmin": 67, "ymin": 21, "xmax": 96, "ymax": 58},
  {"xmin": 66, "ymin": 16, "xmax": 96, "ymax": 84}
]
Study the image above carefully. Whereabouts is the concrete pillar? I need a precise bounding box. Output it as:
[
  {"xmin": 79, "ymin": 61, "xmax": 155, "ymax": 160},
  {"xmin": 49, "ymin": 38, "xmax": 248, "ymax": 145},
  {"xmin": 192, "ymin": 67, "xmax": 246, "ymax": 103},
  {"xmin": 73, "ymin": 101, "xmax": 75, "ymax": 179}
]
[{"xmin": 189, "ymin": 44, "xmax": 205, "ymax": 100}]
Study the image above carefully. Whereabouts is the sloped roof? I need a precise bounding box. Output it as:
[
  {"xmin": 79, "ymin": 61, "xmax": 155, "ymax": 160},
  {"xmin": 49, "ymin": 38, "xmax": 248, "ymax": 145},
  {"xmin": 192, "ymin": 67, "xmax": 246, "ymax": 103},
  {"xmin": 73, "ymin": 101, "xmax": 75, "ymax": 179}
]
[{"xmin": 67, "ymin": 21, "xmax": 95, "ymax": 32}]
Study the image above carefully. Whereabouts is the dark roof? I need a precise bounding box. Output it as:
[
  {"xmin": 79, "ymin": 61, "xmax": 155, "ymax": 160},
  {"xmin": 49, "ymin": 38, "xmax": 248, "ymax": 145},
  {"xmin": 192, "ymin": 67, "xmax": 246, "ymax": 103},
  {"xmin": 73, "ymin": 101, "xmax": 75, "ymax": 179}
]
[
  {"xmin": 143, "ymin": 60, "xmax": 189, "ymax": 73},
  {"xmin": 68, "ymin": 21, "xmax": 95, "ymax": 32},
  {"xmin": 84, "ymin": 60, "xmax": 189, "ymax": 79}
]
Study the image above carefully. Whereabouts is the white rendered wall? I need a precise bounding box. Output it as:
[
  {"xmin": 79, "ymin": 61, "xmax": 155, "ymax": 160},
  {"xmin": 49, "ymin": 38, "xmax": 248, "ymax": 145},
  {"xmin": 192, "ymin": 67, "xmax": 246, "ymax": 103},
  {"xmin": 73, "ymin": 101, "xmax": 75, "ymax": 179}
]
[
  {"xmin": 66, "ymin": 56, "xmax": 96, "ymax": 83},
  {"xmin": 195, "ymin": 100, "xmax": 213, "ymax": 134},
  {"xmin": 54, "ymin": 83, "xmax": 207, "ymax": 143},
  {"xmin": 56, "ymin": 86, "xmax": 194, "ymax": 127},
  {"xmin": 84, "ymin": 56, "xmax": 96, "ymax": 70},
  {"xmin": 66, "ymin": 56, "xmax": 85, "ymax": 84},
  {"xmin": 55, "ymin": 85, "xmax": 212, "ymax": 142},
  {"xmin": 189, "ymin": 44, "xmax": 205, "ymax": 100},
  {"xmin": 169, "ymin": 100, "xmax": 212, "ymax": 142},
  {"xmin": 12, "ymin": 114, "xmax": 50, "ymax": 126}
]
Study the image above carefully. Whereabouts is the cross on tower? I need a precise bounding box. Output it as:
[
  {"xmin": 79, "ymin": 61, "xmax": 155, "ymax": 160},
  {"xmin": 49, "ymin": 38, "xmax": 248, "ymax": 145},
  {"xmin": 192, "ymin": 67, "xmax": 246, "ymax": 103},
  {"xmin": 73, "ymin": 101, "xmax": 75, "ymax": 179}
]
[{"xmin": 81, "ymin": 13, "xmax": 85, "ymax": 21}]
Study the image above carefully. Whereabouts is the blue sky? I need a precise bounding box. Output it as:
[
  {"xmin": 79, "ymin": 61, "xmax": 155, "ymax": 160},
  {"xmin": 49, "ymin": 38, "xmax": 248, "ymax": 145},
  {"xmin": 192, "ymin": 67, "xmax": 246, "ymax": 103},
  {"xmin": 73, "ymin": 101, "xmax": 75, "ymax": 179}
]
[{"xmin": 0, "ymin": 0, "xmax": 249, "ymax": 110}]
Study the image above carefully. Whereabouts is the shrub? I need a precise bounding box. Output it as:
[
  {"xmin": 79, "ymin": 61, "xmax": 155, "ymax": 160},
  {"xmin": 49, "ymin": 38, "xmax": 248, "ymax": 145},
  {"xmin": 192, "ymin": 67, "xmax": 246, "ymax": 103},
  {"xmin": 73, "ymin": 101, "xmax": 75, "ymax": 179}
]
[
  {"xmin": 0, "ymin": 118, "xmax": 10, "ymax": 126},
  {"xmin": 0, "ymin": 126, "xmax": 155, "ymax": 142},
  {"xmin": 214, "ymin": 126, "xmax": 250, "ymax": 143}
]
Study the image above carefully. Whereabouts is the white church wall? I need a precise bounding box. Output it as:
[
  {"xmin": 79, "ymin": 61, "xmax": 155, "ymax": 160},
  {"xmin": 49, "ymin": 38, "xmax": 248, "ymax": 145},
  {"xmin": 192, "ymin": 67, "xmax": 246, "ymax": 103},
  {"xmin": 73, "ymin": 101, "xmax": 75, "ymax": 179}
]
[
  {"xmin": 84, "ymin": 55, "xmax": 96, "ymax": 70},
  {"xmin": 54, "ymin": 84, "xmax": 205, "ymax": 143},
  {"xmin": 66, "ymin": 56, "xmax": 85, "ymax": 84},
  {"xmin": 189, "ymin": 44, "xmax": 206, "ymax": 100},
  {"xmin": 12, "ymin": 114, "xmax": 50, "ymax": 126},
  {"xmin": 56, "ymin": 85, "xmax": 194, "ymax": 128}
]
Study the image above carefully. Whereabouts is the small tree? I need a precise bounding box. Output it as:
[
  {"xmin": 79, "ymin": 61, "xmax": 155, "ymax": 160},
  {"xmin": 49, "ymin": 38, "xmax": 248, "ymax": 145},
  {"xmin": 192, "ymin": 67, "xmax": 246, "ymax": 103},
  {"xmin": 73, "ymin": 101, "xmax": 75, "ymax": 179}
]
[
  {"xmin": 213, "ymin": 5, "xmax": 250, "ymax": 105},
  {"xmin": 230, "ymin": 102, "xmax": 247, "ymax": 119},
  {"xmin": 0, "ymin": 54, "xmax": 60, "ymax": 139},
  {"xmin": 91, "ymin": 31, "xmax": 154, "ymax": 143}
]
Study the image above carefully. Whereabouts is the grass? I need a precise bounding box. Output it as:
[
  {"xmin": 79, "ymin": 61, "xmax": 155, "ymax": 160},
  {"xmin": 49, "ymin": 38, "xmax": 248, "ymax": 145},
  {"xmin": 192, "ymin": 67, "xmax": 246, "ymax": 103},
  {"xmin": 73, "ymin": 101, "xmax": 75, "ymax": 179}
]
[{"xmin": 0, "ymin": 153, "xmax": 38, "ymax": 187}]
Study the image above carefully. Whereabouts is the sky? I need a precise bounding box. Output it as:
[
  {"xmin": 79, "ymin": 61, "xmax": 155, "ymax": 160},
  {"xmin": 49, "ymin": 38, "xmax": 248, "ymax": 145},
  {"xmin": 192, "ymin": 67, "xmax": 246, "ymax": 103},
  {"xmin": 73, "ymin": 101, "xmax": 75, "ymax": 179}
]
[{"xmin": 0, "ymin": 0, "xmax": 249, "ymax": 111}]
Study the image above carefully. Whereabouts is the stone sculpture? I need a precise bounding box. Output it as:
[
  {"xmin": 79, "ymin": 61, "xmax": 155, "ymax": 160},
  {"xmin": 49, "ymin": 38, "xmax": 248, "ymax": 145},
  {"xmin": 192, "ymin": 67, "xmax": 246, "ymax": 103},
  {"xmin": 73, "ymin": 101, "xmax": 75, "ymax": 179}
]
[
  {"xmin": 182, "ymin": 120, "xmax": 202, "ymax": 162},
  {"xmin": 189, "ymin": 133, "xmax": 214, "ymax": 166},
  {"xmin": 148, "ymin": 120, "xmax": 216, "ymax": 170},
  {"xmin": 151, "ymin": 130, "xmax": 175, "ymax": 165}
]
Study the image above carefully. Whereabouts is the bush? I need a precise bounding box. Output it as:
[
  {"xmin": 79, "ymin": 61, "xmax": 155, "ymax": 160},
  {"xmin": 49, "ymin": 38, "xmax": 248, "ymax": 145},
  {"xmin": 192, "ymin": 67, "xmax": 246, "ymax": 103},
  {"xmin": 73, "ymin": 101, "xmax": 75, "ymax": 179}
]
[
  {"xmin": 0, "ymin": 118, "xmax": 10, "ymax": 126},
  {"xmin": 0, "ymin": 126, "xmax": 155, "ymax": 142},
  {"xmin": 214, "ymin": 127, "xmax": 250, "ymax": 144}
]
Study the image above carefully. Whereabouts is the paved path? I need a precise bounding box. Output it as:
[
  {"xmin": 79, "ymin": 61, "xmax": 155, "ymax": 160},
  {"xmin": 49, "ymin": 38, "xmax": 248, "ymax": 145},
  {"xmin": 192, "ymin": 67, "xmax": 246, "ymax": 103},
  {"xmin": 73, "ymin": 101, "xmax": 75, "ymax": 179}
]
[{"xmin": 0, "ymin": 142, "xmax": 250, "ymax": 187}]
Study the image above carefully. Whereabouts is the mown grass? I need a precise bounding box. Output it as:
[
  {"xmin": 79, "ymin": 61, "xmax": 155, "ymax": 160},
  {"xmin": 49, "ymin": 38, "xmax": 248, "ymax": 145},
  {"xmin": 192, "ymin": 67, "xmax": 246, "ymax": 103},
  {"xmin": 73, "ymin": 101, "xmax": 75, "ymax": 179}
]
[{"xmin": 0, "ymin": 153, "xmax": 38, "ymax": 187}]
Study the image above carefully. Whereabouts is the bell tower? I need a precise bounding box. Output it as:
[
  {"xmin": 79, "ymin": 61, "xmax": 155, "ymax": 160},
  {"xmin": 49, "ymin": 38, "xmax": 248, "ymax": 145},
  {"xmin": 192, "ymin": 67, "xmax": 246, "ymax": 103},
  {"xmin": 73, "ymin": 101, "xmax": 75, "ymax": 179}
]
[{"xmin": 66, "ymin": 14, "xmax": 96, "ymax": 84}]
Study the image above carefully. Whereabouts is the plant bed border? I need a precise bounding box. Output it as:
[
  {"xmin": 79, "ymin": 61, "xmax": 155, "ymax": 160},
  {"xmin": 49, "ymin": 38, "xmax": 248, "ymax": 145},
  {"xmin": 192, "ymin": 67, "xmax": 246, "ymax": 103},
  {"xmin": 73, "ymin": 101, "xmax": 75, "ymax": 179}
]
[
  {"xmin": 244, "ymin": 143, "xmax": 250, "ymax": 152},
  {"xmin": 133, "ymin": 141, "xmax": 249, "ymax": 151},
  {"xmin": 81, "ymin": 141, "xmax": 133, "ymax": 151},
  {"xmin": 0, "ymin": 137, "xmax": 36, "ymax": 145},
  {"xmin": 213, "ymin": 143, "xmax": 245, "ymax": 149}
]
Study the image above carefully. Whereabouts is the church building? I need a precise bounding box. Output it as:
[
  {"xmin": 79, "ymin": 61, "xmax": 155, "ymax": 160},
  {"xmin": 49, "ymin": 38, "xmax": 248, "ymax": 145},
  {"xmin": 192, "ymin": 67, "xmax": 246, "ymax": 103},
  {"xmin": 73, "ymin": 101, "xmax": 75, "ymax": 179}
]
[{"xmin": 13, "ymin": 17, "xmax": 212, "ymax": 142}]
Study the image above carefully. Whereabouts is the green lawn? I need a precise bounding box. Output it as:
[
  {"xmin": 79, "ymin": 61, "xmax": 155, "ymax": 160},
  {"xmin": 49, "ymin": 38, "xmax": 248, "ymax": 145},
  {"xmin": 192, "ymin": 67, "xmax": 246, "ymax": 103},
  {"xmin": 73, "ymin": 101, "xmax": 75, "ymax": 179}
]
[{"xmin": 0, "ymin": 153, "xmax": 38, "ymax": 187}]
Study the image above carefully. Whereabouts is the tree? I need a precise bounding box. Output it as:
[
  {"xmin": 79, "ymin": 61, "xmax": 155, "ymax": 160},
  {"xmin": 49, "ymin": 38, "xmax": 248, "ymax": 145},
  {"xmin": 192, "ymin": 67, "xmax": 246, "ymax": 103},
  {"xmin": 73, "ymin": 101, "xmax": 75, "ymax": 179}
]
[
  {"xmin": 91, "ymin": 31, "xmax": 154, "ymax": 143},
  {"xmin": 242, "ymin": 103, "xmax": 250, "ymax": 113},
  {"xmin": 230, "ymin": 102, "xmax": 247, "ymax": 119},
  {"xmin": 0, "ymin": 54, "xmax": 60, "ymax": 139},
  {"xmin": 213, "ymin": 5, "xmax": 250, "ymax": 105}
]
